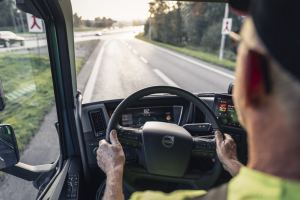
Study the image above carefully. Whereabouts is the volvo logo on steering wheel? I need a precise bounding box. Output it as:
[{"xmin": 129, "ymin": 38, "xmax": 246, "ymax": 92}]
[{"xmin": 162, "ymin": 135, "xmax": 175, "ymax": 148}]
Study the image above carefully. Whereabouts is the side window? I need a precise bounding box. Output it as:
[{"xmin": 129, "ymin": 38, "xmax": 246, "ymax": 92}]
[
  {"xmin": 0, "ymin": 1, "xmax": 98, "ymax": 198},
  {"xmin": 0, "ymin": 6, "xmax": 59, "ymax": 200}
]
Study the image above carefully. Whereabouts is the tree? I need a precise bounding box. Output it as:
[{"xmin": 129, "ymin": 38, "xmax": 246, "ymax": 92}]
[
  {"xmin": 144, "ymin": 1, "xmax": 243, "ymax": 59},
  {"xmin": 146, "ymin": 0, "xmax": 186, "ymax": 45},
  {"xmin": 173, "ymin": 1, "xmax": 184, "ymax": 45},
  {"xmin": 94, "ymin": 17, "xmax": 116, "ymax": 28},
  {"xmin": 0, "ymin": 0, "xmax": 18, "ymax": 31},
  {"xmin": 200, "ymin": 22, "xmax": 222, "ymax": 53},
  {"xmin": 146, "ymin": 0, "xmax": 170, "ymax": 42},
  {"xmin": 83, "ymin": 20, "xmax": 94, "ymax": 27},
  {"xmin": 181, "ymin": 2, "xmax": 204, "ymax": 45},
  {"xmin": 73, "ymin": 13, "xmax": 83, "ymax": 27}
]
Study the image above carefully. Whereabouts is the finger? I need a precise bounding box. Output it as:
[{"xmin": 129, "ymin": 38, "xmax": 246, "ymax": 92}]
[
  {"xmin": 97, "ymin": 140, "xmax": 107, "ymax": 155},
  {"xmin": 97, "ymin": 161, "xmax": 103, "ymax": 169},
  {"xmin": 99, "ymin": 139, "xmax": 107, "ymax": 147},
  {"xmin": 215, "ymin": 130, "xmax": 223, "ymax": 147},
  {"xmin": 96, "ymin": 147, "xmax": 102, "ymax": 156},
  {"xmin": 110, "ymin": 129, "xmax": 121, "ymax": 145},
  {"xmin": 224, "ymin": 133, "xmax": 234, "ymax": 142}
]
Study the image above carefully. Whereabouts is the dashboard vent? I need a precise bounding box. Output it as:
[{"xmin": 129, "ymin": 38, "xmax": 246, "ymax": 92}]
[{"xmin": 89, "ymin": 110, "xmax": 106, "ymax": 137}]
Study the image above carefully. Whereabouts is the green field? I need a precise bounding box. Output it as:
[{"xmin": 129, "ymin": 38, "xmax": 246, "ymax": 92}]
[
  {"xmin": 0, "ymin": 54, "xmax": 83, "ymax": 151},
  {"xmin": 135, "ymin": 34, "xmax": 236, "ymax": 70}
]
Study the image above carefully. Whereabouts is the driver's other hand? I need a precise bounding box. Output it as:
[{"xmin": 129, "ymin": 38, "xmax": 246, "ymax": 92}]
[
  {"xmin": 215, "ymin": 130, "xmax": 243, "ymax": 176},
  {"xmin": 96, "ymin": 130, "xmax": 125, "ymax": 176},
  {"xmin": 215, "ymin": 131, "xmax": 238, "ymax": 161}
]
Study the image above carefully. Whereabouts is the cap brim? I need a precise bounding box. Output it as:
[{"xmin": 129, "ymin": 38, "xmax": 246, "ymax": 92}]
[{"xmin": 229, "ymin": 0, "xmax": 250, "ymax": 14}]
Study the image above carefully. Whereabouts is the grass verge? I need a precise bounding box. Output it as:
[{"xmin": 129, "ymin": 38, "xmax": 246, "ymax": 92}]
[
  {"xmin": 0, "ymin": 54, "xmax": 84, "ymax": 151},
  {"xmin": 135, "ymin": 33, "xmax": 236, "ymax": 70},
  {"xmin": 0, "ymin": 39, "xmax": 99, "ymax": 152},
  {"xmin": 0, "ymin": 40, "xmax": 99, "ymax": 180}
]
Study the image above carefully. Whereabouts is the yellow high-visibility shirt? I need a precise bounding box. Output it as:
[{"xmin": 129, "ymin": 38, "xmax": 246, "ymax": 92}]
[{"xmin": 130, "ymin": 167, "xmax": 300, "ymax": 200}]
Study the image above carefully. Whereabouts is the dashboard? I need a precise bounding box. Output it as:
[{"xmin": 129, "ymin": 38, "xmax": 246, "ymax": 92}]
[
  {"xmin": 81, "ymin": 93, "xmax": 247, "ymax": 169},
  {"xmin": 120, "ymin": 106, "xmax": 183, "ymax": 128},
  {"xmin": 214, "ymin": 94, "xmax": 241, "ymax": 128},
  {"xmin": 79, "ymin": 93, "xmax": 248, "ymax": 192}
]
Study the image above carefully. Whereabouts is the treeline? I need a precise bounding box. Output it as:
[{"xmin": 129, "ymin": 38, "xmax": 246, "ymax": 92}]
[
  {"xmin": 144, "ymin": 1, "xmax": 243, "ymax": 57},
  {"xmin": 73, "ymin": 13, "xmax": 116, "ymax": 28},
  {"xmin": 0, "ymin": 0, "xmax": 28, "ymax": 32}
]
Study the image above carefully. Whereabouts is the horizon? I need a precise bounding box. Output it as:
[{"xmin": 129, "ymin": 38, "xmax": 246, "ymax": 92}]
[{"xmin": 71, "ymin": 0, "xmax": 151, "ymax": 21}]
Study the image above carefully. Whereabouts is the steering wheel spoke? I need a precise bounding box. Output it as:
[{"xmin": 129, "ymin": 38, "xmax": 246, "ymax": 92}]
[
  {"xmin": 117, "ymin": 125, "xmax": 143, "ymax": 148},
  {"xmin": 183, "ymin": 123, "xmax": 213, "ymax": 134},
  {"xmin": 105, "ymin": 86, "xmax": 222, "ymax": 187},
  {"xmin": 192, "ymin": 136, "xmax": 216, "ymax": 158}
]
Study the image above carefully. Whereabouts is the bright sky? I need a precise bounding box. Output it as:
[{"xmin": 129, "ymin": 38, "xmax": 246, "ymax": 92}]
[{"xmin": 71, "ymin": 0, "xmax": 151, "ymax": 21}]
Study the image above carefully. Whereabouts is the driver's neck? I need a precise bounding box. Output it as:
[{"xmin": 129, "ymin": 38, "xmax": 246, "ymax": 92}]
[{"xmin": 246, "ymin": 109, "xmax": 300, "ymax": 182}]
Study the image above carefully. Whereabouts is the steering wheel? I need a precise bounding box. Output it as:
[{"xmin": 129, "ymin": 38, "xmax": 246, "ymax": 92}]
[{"xmin": 106, "ymin": 86, "xmax": 222, "ymax": 189}]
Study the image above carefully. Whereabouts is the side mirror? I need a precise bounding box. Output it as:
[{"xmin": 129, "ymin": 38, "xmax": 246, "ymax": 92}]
[
  {"xmin": 0, "ymin": 125, "xmax": 20, "ymax": 170},
  {"xmin": 0, "ymin": 80, "xmax": 5, "ymax": 111},
  {"xmin": 228, "ymin": 83, "xmax": 234, "ymax": 95}
]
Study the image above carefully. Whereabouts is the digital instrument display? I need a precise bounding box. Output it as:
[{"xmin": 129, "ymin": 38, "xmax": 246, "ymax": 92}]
[
  {"xmin": 121, "ymin": 106, "xmax": 183, "ymax": 128},
  {"xmin": 214, "ymin": 95, "xmax": 241, "ymax": 128}
]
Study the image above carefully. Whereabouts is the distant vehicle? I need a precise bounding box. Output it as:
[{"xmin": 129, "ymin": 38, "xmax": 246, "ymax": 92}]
[
  {"xmin": 0, "ymin": 31, "xmax": 25, "ymax": 48},
  {"xmin": 95, "ymin": 31, "xmax": 103, "ymax": 36}
]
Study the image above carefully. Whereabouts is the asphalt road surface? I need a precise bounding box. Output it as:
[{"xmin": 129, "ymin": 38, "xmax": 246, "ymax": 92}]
[
  {"xmin": 0, "ymin": 28, "xmax": 234, "ymax": 200},
  {"xmin": 84, "ymin": 30, "xmax": 234, "ymax": 102},
  {"xmin": 0, "ymin": 34, "xmax": 98, "ymax": 53},
  {"xmin": 0, "ymin": 26, "xmax": 143, "ymax": 53}
]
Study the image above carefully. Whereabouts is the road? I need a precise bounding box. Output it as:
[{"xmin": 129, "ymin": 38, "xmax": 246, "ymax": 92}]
[
  {"xmin": 0, "ymin": 28, "xmax": 234, "ymax": 200},
  {"xmin": 0, "ymin": 34, "xmax": 98, "ymax": 53},
  {"xmin": 0, "ymin": 26, "xmax": 143, "ymax": 53},
  {"xmin": 84, "ymin": 30, "xmax": 234, "ymax": 102}
]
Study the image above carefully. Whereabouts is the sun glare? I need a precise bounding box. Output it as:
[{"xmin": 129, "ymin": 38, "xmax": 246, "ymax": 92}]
[{"xmin": 71, "ymin": 0, "xmax": 151, "ymax": 21}]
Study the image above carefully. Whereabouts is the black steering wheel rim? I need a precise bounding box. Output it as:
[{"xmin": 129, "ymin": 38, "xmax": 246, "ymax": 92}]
[
  {"xmin": 106, "ymin": 86, "xmax": 220, "ymax": 137},
  {"xmin": 106, "ymin": 86, "xmax": 222, "ymax": 188}
]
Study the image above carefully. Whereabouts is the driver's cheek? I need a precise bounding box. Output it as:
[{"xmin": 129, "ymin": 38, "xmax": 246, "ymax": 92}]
[{"xmin": 233, "ymin": 43, "xmax": 248, "ymax": 127}]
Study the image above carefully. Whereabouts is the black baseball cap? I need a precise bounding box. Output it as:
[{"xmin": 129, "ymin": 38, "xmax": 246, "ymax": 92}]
[{"xmin": 229, "ymin": 0, "xmax": 300, "ymax": 81}]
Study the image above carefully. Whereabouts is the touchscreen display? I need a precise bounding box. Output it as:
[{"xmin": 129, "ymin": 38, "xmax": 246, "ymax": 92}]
[
  {"xmin": 214, "ymin": 95, "xmax": 241, "ymax": 128},
  {"xmin": 121, "ymin": 106, "xmax": 182, "ymax": 128}
]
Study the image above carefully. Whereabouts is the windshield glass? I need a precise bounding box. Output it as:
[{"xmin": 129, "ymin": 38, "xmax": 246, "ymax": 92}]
[{"xmin": 71, "ymin": 0, "xmax": 242, "ymax": 102}]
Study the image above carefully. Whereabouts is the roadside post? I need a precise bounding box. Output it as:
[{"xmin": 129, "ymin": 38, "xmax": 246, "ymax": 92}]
[
  {"xmin": 219, "ymin": 3, "xmax": 232, "ymax": 60},
  {"xmin": 26, "ymin": 14, "xmax": 44, "ymax": 57},
  {"xmin": 17, "ymin": 10, "xmax": 26, "ymax": 32}
]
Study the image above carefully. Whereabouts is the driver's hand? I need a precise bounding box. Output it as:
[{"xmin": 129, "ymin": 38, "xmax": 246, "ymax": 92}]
[
  {"xmin": 215, "ymin": 131, "xmax": 243, "ymax": 176},
  {"xmin": 96, "ymin": 130, "xmax": 125, "ymax": 176}
]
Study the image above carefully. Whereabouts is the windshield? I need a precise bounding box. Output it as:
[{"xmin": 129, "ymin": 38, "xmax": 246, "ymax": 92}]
[{"xmin": 71, "ymin": 0, "xmax": 242, "ymax": 103}]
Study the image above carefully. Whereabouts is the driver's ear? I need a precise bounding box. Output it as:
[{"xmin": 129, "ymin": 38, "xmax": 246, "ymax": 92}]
[{"xmin": 244, "ymin": 50, "xmax": 271, "ymax": 108}]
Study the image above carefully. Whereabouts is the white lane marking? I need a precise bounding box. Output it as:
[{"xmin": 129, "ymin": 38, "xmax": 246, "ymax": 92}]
[
  {"xmin": 132, "ymin": 49, "xmax": 138, "ymax": 55},
  {"xmin": 138, "ymin": 40, "xmax": 235, "ymax": 80},
  {"xmin": 83, "ymin": 41, "xmax": 108, "ymax": 103},
  {"xmin": 140, "ymin": 56, "xmax": 148, "ymax": 64},
  {"xmin": 153, "ymin": 69, "xmax": 180, "ymax": 88}
]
